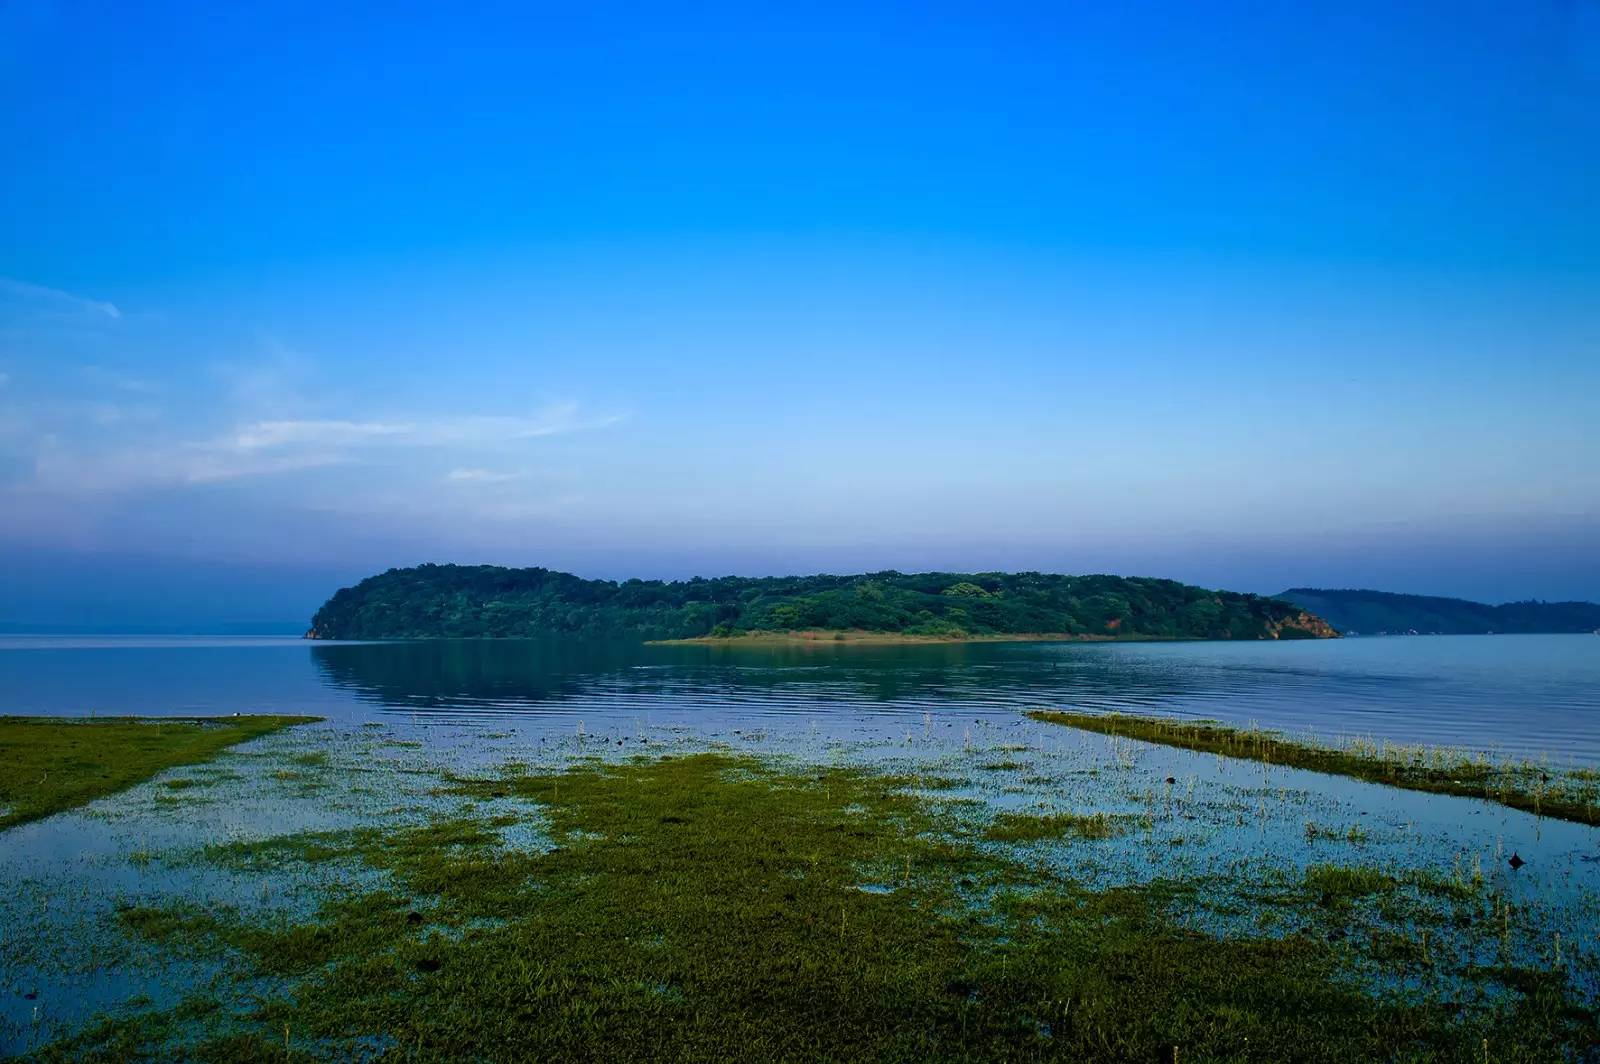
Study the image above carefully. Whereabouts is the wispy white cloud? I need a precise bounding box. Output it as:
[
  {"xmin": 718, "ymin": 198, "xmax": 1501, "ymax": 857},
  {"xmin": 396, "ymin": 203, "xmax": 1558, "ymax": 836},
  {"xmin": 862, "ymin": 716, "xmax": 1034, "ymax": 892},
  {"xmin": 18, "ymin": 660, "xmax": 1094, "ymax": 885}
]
[
  {"xmin": 17, "ymin": 398, "xmax": 624, "ymax": 494},
  {"xmin": 447, "ymin": 468, "xmax": 526, "ymax": 483},
  {"xmin": 232, "ymin": 419, "xmax": 413, "ymax": 451},
  {"xmin": 84, "ymin": 400, "xmax": 162, "ymax": 427},
  {"xmin": 0, "ymin": 277, "xmax": 121, "ymax": 320},
  {"xmin": 1, "ymin": 324, "xmax": 628, "ymax": 553},
  {"xmin": 80, "ymin": 365, "xmax": 160, "ymax": 394},
  {"xmin": 26, "ymin": 440, "xmax": 348, "ymax": 493},
  {"xmin": 230, "ymin": 402, "xmax": 623, "ymax": 453},
  {"xmin": 210, "ymin": 342, "xmax": 319, "ymax": 416},
  {"xmin": 179, "ymin": 448, "xmax": 350, "ymax": 485}
]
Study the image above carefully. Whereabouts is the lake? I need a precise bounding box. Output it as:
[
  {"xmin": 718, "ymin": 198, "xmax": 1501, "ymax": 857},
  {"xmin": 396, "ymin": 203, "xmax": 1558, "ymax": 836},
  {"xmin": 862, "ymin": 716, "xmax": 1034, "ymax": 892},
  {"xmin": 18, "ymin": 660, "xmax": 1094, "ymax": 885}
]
[
  {"xmin": 3, "ymin": 632, "xmax": 1597, "ymax": 765},
  {"xmin": 6, "ymin": 631, "xmax": 1600, "ymax": 1055}
]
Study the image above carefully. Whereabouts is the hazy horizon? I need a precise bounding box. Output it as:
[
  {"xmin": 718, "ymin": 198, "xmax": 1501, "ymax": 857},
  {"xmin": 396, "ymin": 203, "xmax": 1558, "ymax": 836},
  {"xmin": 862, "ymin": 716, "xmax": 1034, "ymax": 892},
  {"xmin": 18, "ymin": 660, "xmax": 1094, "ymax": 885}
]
[
  {"xmin": 4, "ymin": 2, "xmax": 1597, "ymax": 628},
  {"xmin": 3, "ymin": 548, "xmax": 1597, "ymax": 634}
]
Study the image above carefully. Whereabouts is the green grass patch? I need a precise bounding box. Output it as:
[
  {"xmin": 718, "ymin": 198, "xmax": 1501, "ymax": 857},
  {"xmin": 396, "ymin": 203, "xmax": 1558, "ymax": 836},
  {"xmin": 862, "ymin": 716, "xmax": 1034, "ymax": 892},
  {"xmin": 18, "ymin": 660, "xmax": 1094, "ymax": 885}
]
[
  {"xmin": 1304, "ymin": 820, "xmax": 1368, "ymax": 844},
  {"xmin": 1405, "ymin": 869, "xmax": 1480, "ymax": 902},
  {"xmin": 116, "ymin": 903, "xmax": 226, "ymax": 944},
  {"xmin": 1303, "ymin": 864, "xmax": 1396, "ymax": 902},
  {"xmin": 200, "ymin": 831, "xmax": 375, "ymax": 872},
  {"xmin": 986, "ymin": 810, "xmax": 1129, "ymax": 841},
  {"xmin": 60, "ymin": 753, "xmax": 1597, "ymax": 1061},
  {"xmin": 1027, "ymin": 710, "xmax": 1600, "ymax": 824},
  {"xmin": 0, "ymin": 715, "xmax": 318, "ymax": 831}
]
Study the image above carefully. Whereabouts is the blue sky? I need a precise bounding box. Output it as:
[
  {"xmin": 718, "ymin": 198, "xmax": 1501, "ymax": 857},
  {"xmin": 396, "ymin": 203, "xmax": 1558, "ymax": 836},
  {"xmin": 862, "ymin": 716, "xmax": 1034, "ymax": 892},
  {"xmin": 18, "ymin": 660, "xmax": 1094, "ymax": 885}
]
[{"xmin": 2, "ymin": 1, "xmax": 1598, "ymax": 627}]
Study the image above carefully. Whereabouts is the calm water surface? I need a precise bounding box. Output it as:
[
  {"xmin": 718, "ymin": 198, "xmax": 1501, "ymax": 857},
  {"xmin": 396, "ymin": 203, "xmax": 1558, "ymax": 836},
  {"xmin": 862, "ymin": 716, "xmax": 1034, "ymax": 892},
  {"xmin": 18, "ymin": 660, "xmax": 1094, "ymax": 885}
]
[
  {"xmin": 5, "ymin": 633, "xmax": 1600, "ymax": 1053},
  {"xmin": 3, "ymin": 633, "xmax": 1597, "ymax": 765}
]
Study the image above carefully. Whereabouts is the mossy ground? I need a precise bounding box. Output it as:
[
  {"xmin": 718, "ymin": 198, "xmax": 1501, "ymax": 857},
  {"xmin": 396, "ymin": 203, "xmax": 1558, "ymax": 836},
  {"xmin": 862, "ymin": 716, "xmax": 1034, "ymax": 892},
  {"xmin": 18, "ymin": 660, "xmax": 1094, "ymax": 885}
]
[
  {"xmin": 0, "ymin": 716, "xmax": 319, "ymax": 830},
  {"xmin": 1027, "ymin": 710, "xmax": 1600, "ymax": 824},
  {"xmin": 32, "ymin": 751, "xmax": 1598, "ymax": 1062}
]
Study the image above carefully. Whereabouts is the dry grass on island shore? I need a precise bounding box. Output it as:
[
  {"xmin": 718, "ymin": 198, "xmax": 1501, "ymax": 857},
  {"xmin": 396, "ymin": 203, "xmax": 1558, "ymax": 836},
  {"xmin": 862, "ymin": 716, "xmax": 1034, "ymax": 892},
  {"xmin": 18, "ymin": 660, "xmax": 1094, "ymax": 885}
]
[{"xmin": 649, "ymin": 629, "xmax": 1135, "ymax": 647}]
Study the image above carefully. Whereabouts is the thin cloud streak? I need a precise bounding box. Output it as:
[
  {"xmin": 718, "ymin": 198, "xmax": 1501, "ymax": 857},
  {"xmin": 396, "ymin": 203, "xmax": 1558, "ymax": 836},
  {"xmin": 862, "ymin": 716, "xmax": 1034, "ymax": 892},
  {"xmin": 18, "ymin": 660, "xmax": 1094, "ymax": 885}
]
[
  {"xmin": 233, "ymin": 420, "xmax": 413, "ymax": 450},
  {"xmin": 25, "ymin": 441, "xmax": 348, "ymax": 492},
  {"xmin": 230, "ymin": 402, "xmax": 625, "ymax": 453},
  {"xmin": 80, "ymin": 365, "xmax": 160, "ymax": 394},
  {"xmin": 11, "ymin": 398, "xmax": 627, "ymax": 495},
  {"xmin": 447, "ymin": 468, "xmax": 526, "ymax": 483},
  {"xmin": 0, "ymin": 277, "xmax": 122, "ymax": 319}
]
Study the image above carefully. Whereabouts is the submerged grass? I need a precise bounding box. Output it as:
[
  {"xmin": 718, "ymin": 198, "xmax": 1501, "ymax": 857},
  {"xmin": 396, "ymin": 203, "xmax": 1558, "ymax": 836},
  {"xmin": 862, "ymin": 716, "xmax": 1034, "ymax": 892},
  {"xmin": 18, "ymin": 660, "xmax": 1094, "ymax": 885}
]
[
  {"xmin": 1027, "ymin": 710, "xmax": 1600, "ymax": 824},
  {"xmin": 1303, "ymin": 863, "xmax": 1396, "ymax": 901},
  {"xmin": 44, "ymin": 752, "xmax": 1598, "ymax": 1061},
  {"xmin": 199, "ymin": 831, "xmax": 374, "ymax": 872},
  {"xmin": 985, "ymin": 810, "xmax": 1129, "ymax": 841},
  {"xmin": 0, "ymin": 715, "xmax": 318, "ymax": 831}
]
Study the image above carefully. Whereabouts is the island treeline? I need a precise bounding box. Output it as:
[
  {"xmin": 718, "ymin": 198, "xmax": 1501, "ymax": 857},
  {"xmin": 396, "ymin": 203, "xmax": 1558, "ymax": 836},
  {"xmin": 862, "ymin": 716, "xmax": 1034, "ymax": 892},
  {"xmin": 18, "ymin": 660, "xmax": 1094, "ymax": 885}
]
[
  {"xmin": 1278, "ymin": 588, "xmax": 1600, "ymax": 635},
  {"xmin": 307, "ymin": 565, "xmax": 1337, "ymax": 642}
]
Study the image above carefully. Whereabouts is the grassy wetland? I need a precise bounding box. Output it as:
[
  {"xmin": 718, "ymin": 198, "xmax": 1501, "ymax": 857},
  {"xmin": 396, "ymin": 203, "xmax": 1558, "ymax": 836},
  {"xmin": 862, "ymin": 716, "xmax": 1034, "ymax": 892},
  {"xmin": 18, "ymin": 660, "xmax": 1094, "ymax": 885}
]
[
  {"xmin": 1027, "ymin": 709, "xmax": 1600, "ymax": 825},
  {"xmin": 3, "ymin": 705, "xmax": 1598, "ymax": 1062}
]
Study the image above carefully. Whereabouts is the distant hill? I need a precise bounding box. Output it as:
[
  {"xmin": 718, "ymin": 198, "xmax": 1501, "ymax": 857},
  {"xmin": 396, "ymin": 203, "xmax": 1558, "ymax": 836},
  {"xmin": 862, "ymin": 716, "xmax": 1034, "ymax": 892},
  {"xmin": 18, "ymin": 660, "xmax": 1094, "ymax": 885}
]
[
  {"xmin": 1277, "ymin": 588, "xmax": 1600, "ymax": 635},
  {"xmin": 307, "ymin": 564, "xmax": 1338, "ymax": 642}
]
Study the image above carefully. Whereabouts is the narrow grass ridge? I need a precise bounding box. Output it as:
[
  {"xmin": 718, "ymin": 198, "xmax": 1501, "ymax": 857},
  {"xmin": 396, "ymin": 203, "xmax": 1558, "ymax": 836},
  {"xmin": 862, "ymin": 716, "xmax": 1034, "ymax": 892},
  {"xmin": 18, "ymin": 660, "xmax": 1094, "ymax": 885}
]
[
  {"xmin": 0, "ymin": 715, "xmax": 319, "ymax": 831},
  {"xmin": 1027, "ymin": 709, "xmax": 1600, "ymax": 825}
]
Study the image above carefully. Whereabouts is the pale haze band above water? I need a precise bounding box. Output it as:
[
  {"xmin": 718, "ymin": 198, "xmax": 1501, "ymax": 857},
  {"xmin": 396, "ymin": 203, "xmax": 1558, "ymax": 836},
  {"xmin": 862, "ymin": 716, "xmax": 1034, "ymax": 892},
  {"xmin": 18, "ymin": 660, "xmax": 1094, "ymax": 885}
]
[{"xmin": 2, "ymin": 633, "xmax": 1596, "ymax": 767}]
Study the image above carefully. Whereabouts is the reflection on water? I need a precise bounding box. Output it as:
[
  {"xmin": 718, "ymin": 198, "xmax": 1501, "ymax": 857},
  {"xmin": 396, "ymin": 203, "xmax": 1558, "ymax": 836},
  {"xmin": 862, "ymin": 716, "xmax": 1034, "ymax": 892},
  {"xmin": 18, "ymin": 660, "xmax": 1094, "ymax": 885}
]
[
  {"xmin": 2, "ymin": 634, "xmax": 1597, "ymax": 765},
  {"xmin": 310, "ymin": 635, "xmax": 1600, "ymax": 765}
]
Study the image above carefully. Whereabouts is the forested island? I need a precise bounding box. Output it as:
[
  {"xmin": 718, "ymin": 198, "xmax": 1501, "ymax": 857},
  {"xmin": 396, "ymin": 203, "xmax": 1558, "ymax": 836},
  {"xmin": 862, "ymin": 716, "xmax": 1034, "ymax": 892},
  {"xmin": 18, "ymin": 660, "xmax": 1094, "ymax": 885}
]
[
  {"xmin": 1277, "ymin": 588, "xmax": 1600, "ymax": 635},
  {"xmin": 306, "ymin": 564, "xmax": 1338, "ymax": 642}
]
